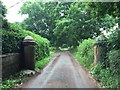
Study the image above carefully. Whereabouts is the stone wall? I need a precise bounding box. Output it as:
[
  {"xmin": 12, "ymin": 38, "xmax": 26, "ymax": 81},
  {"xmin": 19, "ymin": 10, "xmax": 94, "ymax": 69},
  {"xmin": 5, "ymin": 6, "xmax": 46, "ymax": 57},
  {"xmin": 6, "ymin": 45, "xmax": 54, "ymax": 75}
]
[
  {"xmin": 1, "ymin": 53, "xmax": 21, "ymax": 79},
  {"xmin": 1, "ymin": 36, "xmax": 35, "ymax": 79}
]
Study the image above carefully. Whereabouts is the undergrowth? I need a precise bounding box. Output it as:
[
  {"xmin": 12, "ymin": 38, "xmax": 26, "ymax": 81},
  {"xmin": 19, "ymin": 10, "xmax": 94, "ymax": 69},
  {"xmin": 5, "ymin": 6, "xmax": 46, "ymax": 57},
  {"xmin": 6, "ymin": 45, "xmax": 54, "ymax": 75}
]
[{"xmin": 75, "ymin": 38, "xmax": 120, "ymax": 88}]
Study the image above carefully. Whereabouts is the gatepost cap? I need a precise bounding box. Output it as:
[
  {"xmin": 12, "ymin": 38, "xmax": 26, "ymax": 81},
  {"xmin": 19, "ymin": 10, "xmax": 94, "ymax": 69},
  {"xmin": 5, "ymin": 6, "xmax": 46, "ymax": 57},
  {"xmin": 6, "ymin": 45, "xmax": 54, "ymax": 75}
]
[{"xmin": 23, "ymin": 36, "xmax": 35, "ymax": 43}]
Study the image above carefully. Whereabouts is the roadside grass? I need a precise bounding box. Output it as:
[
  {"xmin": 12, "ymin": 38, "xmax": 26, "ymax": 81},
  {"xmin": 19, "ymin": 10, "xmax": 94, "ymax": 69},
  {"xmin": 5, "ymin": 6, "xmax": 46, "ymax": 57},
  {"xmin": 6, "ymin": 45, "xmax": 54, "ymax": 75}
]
[{"xmin": 35, "ymin": 56, "xmax": 52, "ymax": 70}]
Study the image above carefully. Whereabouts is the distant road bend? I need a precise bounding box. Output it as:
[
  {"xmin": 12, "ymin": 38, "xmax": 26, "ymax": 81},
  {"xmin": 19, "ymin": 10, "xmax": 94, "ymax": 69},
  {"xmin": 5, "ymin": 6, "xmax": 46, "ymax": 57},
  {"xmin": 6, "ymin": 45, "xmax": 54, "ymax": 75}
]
[{"xmin": 17, "ymin": 52, "xmax": 98, "ymax": 88}]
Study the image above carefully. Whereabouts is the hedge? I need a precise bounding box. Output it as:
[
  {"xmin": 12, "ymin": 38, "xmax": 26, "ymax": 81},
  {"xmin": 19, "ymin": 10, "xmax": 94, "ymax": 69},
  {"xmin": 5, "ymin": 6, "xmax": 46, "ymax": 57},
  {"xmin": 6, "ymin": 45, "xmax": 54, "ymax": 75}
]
[
  {"xmin": 75, "ymin": 38, "xmax": 95, "ymax": 69},
  {"xmin": 75, "ymin": 37, "xmax": 120, "ymax": 88},
  {"xmin": 2, "ymin": 24, "xmax": 50, "ymax": 60}
]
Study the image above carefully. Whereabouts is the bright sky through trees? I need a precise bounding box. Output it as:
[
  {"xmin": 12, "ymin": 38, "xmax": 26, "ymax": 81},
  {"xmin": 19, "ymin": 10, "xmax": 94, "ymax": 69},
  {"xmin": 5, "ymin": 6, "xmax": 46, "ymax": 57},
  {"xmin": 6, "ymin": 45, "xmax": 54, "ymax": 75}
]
[
  {"xmin": 1, "ymin": 0, "xmax": 56, "ymax": 23},
  {"xmin": 1, "ymin": 0, "xmax": 32, "ymax": 23},
  {"xmin": 1, "ymin": 0, "xmax": 119, "ymax": 23}
]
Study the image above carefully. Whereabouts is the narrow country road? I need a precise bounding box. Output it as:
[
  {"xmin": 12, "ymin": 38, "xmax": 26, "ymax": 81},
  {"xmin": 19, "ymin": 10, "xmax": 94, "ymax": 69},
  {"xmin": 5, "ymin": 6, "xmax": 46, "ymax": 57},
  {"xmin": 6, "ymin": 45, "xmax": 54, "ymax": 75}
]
[{"xmin": 17, "ymin": 51, "xmax": 98, "ymax": 88}]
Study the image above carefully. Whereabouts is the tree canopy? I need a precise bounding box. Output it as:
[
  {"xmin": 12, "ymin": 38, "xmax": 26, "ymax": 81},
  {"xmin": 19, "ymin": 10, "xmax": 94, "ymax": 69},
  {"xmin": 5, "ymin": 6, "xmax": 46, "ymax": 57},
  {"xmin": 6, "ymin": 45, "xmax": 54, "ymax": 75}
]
[
  {"xmin": 0, "ymin": 0, "xmax": 9, "ymax": 29},
  {"xmin": 19, "ymin": 1, "xmax": 119, "ymax": 47}
]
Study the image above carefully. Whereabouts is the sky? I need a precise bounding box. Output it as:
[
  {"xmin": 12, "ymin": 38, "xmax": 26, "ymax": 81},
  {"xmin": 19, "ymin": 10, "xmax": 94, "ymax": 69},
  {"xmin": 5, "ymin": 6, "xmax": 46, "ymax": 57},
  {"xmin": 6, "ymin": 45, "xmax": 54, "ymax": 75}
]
[
  {"xmin": 1, "ymin": 0, "xmax": 31, "ymax": 23},
  {"xmin": 1, "ymin": 0, "xmax": 57, "ymax": 23},
  {"xmin": 1, "ymin": 0, "xmax": 119, "ymax": 23}
]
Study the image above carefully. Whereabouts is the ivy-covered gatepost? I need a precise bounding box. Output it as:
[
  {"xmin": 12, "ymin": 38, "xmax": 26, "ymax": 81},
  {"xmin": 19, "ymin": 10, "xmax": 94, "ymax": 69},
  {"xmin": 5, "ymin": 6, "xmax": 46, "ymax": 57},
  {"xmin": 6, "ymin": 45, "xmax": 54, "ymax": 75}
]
[
  {"xmin": 94, "ymin": 35, "xmax": 108, "ymax": 65},
  {"xmin": 23, "ymin": 36, "xmax": 35, "ymax": 70}
]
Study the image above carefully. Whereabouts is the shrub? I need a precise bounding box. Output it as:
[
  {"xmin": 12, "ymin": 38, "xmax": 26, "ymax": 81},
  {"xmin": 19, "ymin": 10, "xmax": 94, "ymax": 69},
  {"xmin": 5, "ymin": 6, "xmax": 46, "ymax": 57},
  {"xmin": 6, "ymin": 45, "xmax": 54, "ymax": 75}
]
[
  {"xmin": 91, "ymin": 64, "xmax": 102, "ymax": 81},
  {"xmin": 91, "ymin": 65, "xmax": 119, "ymax": 88},
  {"xmin": 75, "ymin": 38, "xmax": 95, "ymax": 69},
  {"xmin": 2, "ymin": 24, "xmax": 50, "ymax": 60},
  {"xmin": 108, "ymin": 50, "xmax": 120, "ymax": 75},
  {"xmin": 108, "ymin": 28, "xmax": 120, "ymax": 50},
  {"xmin": 75, "ymin": 34, "xmax": 120, "ymax": 88},
  {"xmin": 90, "ymin": 49, "xmax": 120, "ymax": 88}
]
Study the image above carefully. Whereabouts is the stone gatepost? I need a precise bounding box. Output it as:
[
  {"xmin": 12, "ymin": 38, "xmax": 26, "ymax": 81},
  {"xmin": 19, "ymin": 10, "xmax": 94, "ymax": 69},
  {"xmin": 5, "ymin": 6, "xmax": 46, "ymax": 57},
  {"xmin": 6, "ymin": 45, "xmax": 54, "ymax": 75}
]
[
  {"xmin": 23, "ymin": 36, "xmax": 35, "ymax": 70},
  {"xmin": 94, "ymin": 35, "xmax": 107, "ymax": 65}
]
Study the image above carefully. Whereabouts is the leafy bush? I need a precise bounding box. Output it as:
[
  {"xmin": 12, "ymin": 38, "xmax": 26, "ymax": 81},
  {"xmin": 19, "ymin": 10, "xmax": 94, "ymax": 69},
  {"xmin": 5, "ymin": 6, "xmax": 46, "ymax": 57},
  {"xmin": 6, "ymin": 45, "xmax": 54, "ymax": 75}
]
[
  {"xmin": 108, "ymin": 50, "xmax": 120, "ymax": 74},
  {"xmin": 91, "ymin": 64, "xmax": 119, "ymax": 88},
  {"xmin": 108, "ymin": 28, "xmax": 120, "ymax": 50},
  {"xmin": 75, "ymin": 38, "xmax": 95, "ymax": 69},
  {"xmin": 2, "ymin": 24, "xmax": 50, "ymax": 60},
  {"xmin": 90, "ymin": 49, "xmax": 120, "ymax": 88},
  {"xmin": 90, "ymin": 64, "xmax": 102, "ymax": 81},
  {"xmin": 75, "ymin": 37, "xmax": 120, "ymax": 88}
]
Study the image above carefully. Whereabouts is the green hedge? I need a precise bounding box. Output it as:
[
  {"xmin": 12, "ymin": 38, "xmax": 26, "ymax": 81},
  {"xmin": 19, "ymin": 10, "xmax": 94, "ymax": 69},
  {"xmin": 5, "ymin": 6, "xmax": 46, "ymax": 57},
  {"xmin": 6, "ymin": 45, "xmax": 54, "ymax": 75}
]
[
  {"xmin": 108, "ymin": 50, "xmax": 120, "ymax": 74},
  {"xmin": 2, "ymin": 24, "xmax": 50, "ymax": 60},
  {"xmin": 108, "ymin": 28, "xmax": 120, "ymax": 50},
  {"xmin": 91, "ymin": 64, "xmax": 119, "ymax": 88},
  {"xmin": 75, "ymin": 37, "xmax": 119, "ymax": 88},
  {"xmin": 75, "ymin": 38, "xmax": 95, "ymax": 69}
]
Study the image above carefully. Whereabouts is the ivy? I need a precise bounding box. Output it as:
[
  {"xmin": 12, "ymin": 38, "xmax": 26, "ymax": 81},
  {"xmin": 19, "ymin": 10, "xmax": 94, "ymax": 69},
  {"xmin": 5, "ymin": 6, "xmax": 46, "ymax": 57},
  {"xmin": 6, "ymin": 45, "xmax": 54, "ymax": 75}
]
[{"xmin": 2, "ymin": 24, "xmax": 50, "ymax": 61}]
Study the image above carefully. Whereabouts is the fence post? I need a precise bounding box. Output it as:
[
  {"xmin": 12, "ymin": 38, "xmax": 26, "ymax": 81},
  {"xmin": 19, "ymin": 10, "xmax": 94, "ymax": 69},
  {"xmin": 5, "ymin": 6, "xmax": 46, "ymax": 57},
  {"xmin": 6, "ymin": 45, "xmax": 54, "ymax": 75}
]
[
  {"xmin": 23, "ymin": 36, "xmax": 35, "ymax": 70},
  {"xmin": 94, "ymin": 35, "xmax": 107, "ymax": 65}
]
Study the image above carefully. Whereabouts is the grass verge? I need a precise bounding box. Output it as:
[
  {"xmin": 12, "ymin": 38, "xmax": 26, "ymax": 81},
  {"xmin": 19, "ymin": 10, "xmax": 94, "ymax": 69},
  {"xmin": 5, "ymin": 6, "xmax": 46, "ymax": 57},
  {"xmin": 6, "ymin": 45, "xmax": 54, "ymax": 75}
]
[{"xmin": 35, "ymin": 56, "xmax": 52, "ymax": 70}]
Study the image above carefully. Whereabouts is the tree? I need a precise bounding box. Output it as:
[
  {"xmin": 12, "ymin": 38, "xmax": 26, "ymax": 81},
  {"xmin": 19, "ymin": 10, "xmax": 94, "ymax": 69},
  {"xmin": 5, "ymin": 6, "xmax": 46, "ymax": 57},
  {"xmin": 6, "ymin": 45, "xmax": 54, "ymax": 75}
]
[
  {"xmin": 20, "ymin": 2, "xmax": 59, "ymax": 43},
  {"xmin": 19, "ymin": 1, "xmax": 119, "ymax": 47},
  {"xmin": 53, "ymin": 2, "xmax": 101, "ymax": 47},
  {"xmin": 0, "ymin": 0, "xmax": 7, "ymax": 17},
  {"xmin": 0, "ymin": 0, "xmax": 9, "ymax": 29}
]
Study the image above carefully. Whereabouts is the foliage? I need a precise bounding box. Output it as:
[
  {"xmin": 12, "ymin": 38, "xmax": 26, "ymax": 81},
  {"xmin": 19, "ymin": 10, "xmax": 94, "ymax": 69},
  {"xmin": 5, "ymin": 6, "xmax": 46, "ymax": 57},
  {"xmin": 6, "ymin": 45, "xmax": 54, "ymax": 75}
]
[
  {"xmin": 100, "ymin": 14, "xmax": 118, "ymax": 30},
  {"xmin": 0, "ymin": 79, "xmax": 21, "ymax": 89},
  {"xmin": 0, "ymin": 1, "xmax": 7, "ymax": 17},
  {"xmin": 0, "ymin": 70, "xmax": 35, "ymax": 89},
  {"xmin": 90, "ymin": 34, "xmax": 120, "ymax": 88},
  {"xmin": 2, "ymin": 1, "xmax": 120, "ymax": 88},
  {"xmin": 90, "ymin": 64, "xmax": 101, "ymax": 80},
  {"xmin": 76, "ymin": 35, "xmax": 120, "ymax": 88},
  {"xmin": 108, "ymin": 50, "xmax": 120, "ymax": 75},
  {"xmin": 75, "ymin": 38, "xmax": 95, "ymax": 69},
  {"xmin": 35, "ymin": 56, "xmax": 51, "ymax": 70},
  {"xmin": 19, "ymin": 2, "xmax": 119, "ymax": 47},
  {"xmin": 19, "ymin": 2, "xmax": 104, "ymax": 47},
  {"xmin": 2, "ymin": 24, "xmax": 50, "ymax": 60},
  {"xmin": 91, "ymin": 64, "xmax": 119, "ymax": 88},
  {"xmin": 98, "ymin": 14, "xmax": 119, "ymax": 35},
  {"xmin": 54, "ymin": 2, "xmax": 102, "ymax": 47},
  {"xmin": 0, "ymin": 0, "xmax": 10, "ymax": 29},
  {"xmin": 108, "ymin": 28, "xmax": 120, "ymax": 50},
  {"xmin": 90, "ymin": 2, "xmax": 119, "ymax": 18},
  {"xmin": 19, "ymin": 2, "xmax": 59, "ymax": 44}
]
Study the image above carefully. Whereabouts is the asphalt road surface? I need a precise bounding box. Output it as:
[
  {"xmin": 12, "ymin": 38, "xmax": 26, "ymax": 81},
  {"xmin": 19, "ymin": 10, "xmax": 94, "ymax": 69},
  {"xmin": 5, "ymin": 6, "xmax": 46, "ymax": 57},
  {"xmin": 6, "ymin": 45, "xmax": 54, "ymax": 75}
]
[{"xmin": 17, "ymin": 52, "xmax": 98, "ymax": 88}]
